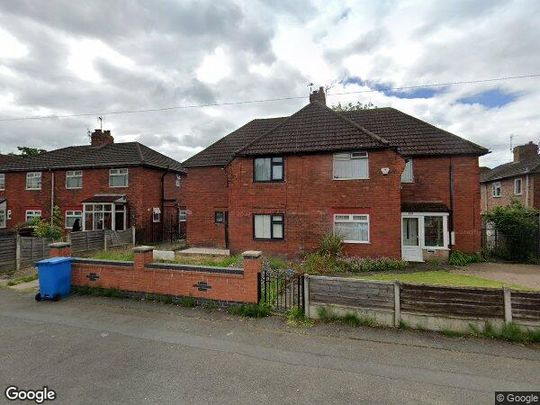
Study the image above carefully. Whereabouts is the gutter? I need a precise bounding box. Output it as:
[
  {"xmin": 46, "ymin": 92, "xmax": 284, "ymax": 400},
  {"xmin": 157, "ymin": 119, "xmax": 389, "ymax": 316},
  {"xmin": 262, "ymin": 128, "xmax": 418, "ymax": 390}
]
[
  {"xmin": 160, "ymin": 166, "xmax": 170, "ymax": 238},
  {"xmin": 448, "ymin": 158, "xmax": 454, "ymax": 248}
]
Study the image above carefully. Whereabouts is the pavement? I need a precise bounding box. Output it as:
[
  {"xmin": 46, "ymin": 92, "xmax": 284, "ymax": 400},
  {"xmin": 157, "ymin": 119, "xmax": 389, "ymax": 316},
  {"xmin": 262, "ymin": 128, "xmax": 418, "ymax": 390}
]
[
  {"xmin": 0, "ymin": 288, "xmax": 539, "ymax": 405},
  {"xmin": 455, "ymin": 262, "xmax": 540, "ymax": 289}
]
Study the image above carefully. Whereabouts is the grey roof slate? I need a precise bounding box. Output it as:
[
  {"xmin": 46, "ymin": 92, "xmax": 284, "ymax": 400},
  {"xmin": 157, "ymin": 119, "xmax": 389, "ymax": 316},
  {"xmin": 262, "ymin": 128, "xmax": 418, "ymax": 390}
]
[
  {"xmin": 0, "ymin": 142, "xmax": 185, "ymax": 173},
  {"xmin": 181, "ymin": 103, "xmax": 488, "ymax": 168},
  {"xmin": 480, "ymin": 156, "xmax": 540, "ymax": 183}
]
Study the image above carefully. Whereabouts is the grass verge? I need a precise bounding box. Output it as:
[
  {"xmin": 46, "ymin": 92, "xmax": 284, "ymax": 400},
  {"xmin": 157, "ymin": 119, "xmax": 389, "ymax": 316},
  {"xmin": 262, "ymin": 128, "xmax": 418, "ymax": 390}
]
[{"xmin": 7, "ymin": 273, "xmax": 38, "ymax": 286}]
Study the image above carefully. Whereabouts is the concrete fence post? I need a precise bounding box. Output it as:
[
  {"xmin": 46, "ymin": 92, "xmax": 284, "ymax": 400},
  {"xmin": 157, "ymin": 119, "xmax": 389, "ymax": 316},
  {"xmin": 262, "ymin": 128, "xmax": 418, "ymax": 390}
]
[
  {"xmin": 133, "ymin": 246, "xmax": 154, "ymax": 271},
  {"xmin": 304, "ymin": 274, "xmax": 310, "ymax": 318},
  {"xmin": 241, "ymin": 251, "xmax": 263, "ymax": 304},
  {"xmin": 49, "ymin": 242, "xmax": 72, "ymax": 258},
  {"xmin": 131, "ymin": 226, "xmax": 136, "ymax": 246},
  {"xmin": 503, "ymin": 287, "xmax": 512, "ymax": 324},
  {"xmin": 393, "ymin": 281, "xmax": 401, "ymax": 328},
  {"xmin": 104, "ymin": 231, "xmax": 108, "ymax": 252},
  {"xmin": 15, "ymin": 233, "xmax": 21, "ymax": 271}
]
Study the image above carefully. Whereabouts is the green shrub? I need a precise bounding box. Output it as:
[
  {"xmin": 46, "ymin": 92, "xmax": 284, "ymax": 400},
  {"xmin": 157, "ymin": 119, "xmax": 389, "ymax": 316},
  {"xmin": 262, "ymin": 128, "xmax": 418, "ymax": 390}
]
[
  {"xmin": 298, "ymin": 252, "xmax": 344, "ymax": 274},
  {"xmin": 342, "ymin": 257, "xmax": 408, "ymax": 273},
  {"xmin": 266, "ymin": 256, "xmax": 288, "ymax": 270},
  {"xmin": 467, "ymin": 321, "xmax": 540, "ymax": 343},
  {"xmin": 178, "ymin": 296, "xmax": 196, "ymax": 307},
  {"xmin": 449, "ymin": 250, "xmax": 484, "ymax": 266},
  {"xmin": 286, "ymin": 307, "xmax": 313, "ymax": 327},
  {"xmin": 228, "ymin": 303, "xmax": 271, "ymax": 318},
  {"xmin": 318, "ymin": 233, "xmax": 344, "ymax": 257},
  {"xmin": 317, "ymin": 307, "xmax": 375, "ymax": 327}
]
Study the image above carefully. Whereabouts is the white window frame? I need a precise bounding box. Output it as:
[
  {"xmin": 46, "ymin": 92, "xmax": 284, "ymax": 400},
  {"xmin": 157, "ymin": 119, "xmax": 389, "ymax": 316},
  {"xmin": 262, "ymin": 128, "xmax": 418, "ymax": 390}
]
[
  {"xmin": 401, "ymin": 213, "xmax": 449, "ymax": 250},
  {"xmin": 66, "ymin": 170, "xmax": 83, "ymax": 189},
  {"xmin": 333, "ymin": 214, "xmax": 370, "ymax": 244},
  {"xmin": 333, "ymin": 151, "xmax": 369, "ymax": 180},
  {"xmin": 492, "ymin": 181, "xmax": 502, "ymax": 197},
  {"xmin": 109, "ymin": 168, "xmax": 129, "ymax": 188},
  {"xmin": 0, "ymin": 173, "xmax": 5, "ymax": 190},
  {"xmin": 65, "ymin": 210, "xmax": 83, "ymax": 229},
  {"xmin": 175, "ymin": 174, "xmax": 182, "ymax": 188},
  {"xmin": 25, "ymin": 210, "xmax": 42, "ymax": 223},
  {"xmin": 26, "ymin": 172, "xmax": 42, "ymax": 190},
  {"xmin": 0, "ymin": 201, "xmax": 6, "ymax": 229},
  {"xmin": 514, "ymin": 178, "xmax": 523, "ymax": 195},
  {"xmin": 152, "ymin": 207, "xmax": 161, "ymax": 223},
  {"xmin": 179, "ymin": 210, "xmax": 187, "ymax": 222},
  {"xmin": 401, "ymin": 159, "xmax": 414, "ymax": 183}
]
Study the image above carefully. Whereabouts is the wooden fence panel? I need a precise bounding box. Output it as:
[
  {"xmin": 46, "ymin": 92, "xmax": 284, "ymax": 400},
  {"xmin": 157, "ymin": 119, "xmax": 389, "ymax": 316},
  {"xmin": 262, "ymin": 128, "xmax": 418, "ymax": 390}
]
[
  {"xmin": 105, "ymin": 229, "xmax": 133, "ymax": 248},
  {"xmin": 511, "ymin": 291, "xmax": 540, "ymax": 322},
  {"xmin": 20, "ymin": 237, "xmax": 53, "ymax": 267},
  {"xmin": 400, "ymin": 284, "xmax": 504, "ymax": 318},
  {"xmin": 0, "ymin": 234, "xmax": 16, "ymax": 272},
  {"xmin": 309, "ymin": 277, "xmax": 394, "ymax": 310},
  {"xmin": 70, "ymin": 230, "xmax": 105, "ymax": 254}
]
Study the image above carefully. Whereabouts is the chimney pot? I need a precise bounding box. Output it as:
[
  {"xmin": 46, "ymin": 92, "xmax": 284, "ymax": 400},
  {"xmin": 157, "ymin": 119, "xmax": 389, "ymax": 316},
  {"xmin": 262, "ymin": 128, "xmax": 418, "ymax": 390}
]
[
  {"xmin": 90, "ymin": 129, "xmax": 114, "ymax": 147},
  {"xmin": 309, "ymin": 86, "xmax": 326, "ymax": 105},
  {"xmin": 513, "ymin": 142, "xmax": 538, "ymax": 162}
]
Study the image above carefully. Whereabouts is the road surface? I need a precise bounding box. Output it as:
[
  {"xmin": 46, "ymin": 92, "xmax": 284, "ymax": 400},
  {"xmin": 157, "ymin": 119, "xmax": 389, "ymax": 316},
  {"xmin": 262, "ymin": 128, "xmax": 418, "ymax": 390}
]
[{"xmin": 0, "ymin": 288, "xmax": 538, "ymax": 404}]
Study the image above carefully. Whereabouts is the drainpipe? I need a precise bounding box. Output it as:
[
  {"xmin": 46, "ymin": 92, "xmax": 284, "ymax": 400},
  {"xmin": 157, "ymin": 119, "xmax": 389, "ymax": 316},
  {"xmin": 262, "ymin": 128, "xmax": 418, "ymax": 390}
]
[
  {"xmin": 448, "ymin": 158, "xmax": 454, "ymax": 248},
  {"xmin": 160, "ymin": 166, "xmax": 170, "ymax": 239},
  {"xmin": 50, "ymin": 169, "xmax": 55, "ymax": 225}
]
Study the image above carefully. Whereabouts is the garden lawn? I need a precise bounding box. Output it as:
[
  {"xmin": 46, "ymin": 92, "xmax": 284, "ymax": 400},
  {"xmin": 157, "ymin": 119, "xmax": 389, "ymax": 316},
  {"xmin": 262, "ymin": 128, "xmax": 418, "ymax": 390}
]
[{"xmin": 353, "ymin": 270, "xmax": 532, "ymax": 290}]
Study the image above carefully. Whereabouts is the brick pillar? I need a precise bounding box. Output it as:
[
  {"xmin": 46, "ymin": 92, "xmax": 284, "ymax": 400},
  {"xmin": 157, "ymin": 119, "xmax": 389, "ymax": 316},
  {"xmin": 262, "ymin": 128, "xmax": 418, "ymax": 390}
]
[
  {"xmin": 133, "ymin": 246, "xmax": 154, "ymax": 271},
  {"xmin": 49, "ymin": 242, "xmax": 72, "ymax": 257},
  {"xmin": 241, "ymin": 250, "xmax": 263, "ymax": 303}
]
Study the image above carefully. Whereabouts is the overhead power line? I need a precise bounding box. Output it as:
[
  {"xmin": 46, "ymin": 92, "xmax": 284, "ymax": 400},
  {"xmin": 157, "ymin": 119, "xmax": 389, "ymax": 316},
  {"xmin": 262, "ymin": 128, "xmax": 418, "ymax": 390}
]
[{"xmin": 0, "ymin": 73, "xmax": 539, "ymax": 123}]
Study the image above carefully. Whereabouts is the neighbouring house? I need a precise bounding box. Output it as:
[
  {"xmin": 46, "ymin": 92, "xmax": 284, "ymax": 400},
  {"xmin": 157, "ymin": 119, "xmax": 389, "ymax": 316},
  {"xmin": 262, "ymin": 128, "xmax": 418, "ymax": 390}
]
[
  {"xmin": 0, "ymin": 129, "xmax": 186, "ymax": 241},
  {"xmin": 480, "ymin": 141, "xmax": 540, "ymax": 212},
  {"xmin": 182, "ymin": 88, "xmax": 488, "ymax": 262}
]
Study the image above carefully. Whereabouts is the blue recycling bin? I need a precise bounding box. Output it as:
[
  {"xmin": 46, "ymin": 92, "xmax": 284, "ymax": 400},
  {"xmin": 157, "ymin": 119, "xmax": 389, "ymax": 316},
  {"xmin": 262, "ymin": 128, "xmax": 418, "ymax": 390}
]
[{"xmin": 35, "ymin": 257, "xmax": 72, "ymax": 301}]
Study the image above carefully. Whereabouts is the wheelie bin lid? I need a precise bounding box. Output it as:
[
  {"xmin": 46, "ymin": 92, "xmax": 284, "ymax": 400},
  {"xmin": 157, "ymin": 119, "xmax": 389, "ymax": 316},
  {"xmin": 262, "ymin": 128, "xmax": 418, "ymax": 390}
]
[{"xmin": 36, "ymin": 257, "xmax": 72, "ymax": 265}]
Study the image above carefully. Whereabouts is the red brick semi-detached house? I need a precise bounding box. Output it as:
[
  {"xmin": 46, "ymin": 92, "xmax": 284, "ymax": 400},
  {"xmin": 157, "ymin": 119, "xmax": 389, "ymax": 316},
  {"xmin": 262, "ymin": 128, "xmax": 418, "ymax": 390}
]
[
  {"xmin": 0, "ymin": 129, "xmax": 186, "ymax": 241},
  {"xmin": 182, "ymin": 88, "xmax": 488, "ymax": 261},
  {"xmin": 480, "ymin": 141, "xmax": 540, "ymax": 212}
]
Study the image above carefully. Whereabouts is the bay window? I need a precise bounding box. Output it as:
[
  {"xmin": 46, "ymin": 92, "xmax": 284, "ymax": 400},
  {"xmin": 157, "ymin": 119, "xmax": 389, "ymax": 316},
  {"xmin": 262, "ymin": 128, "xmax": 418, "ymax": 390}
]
[{"xmin": 334, "ymin": 214, "xmax": 370, "ymax": 243}]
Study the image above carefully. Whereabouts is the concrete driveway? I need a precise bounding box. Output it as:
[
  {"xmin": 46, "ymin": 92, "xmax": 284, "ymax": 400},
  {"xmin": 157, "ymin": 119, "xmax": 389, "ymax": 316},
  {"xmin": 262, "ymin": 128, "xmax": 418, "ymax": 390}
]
[
  {"xmin": 0, "ymin": 288, "xmax": 539, "ymax": 405},
  {"xmin": 453, "ymin": 262, "xmax": 540, "ymax": 289}
]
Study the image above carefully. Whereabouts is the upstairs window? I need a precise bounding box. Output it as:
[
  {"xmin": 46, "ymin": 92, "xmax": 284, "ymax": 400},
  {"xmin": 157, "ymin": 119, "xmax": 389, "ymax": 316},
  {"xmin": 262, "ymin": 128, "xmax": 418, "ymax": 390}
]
[
  {"xmin": 253, "ymin": 214, "xmax": 284, "ymax": 240},
  {"xmin": 109, "ymin": 168, "xmax": 128, "ymax": 187},
  {"xmin": 401, "ymin": 159, "xmax": 413, "ymax": 183},
  {"xmin": 492, "ymin": 181, "xmax": 502, "ymax": 197},
  {"xmin": 66, "ymin": 170, "xmax": 83, "ymax": 189},
  {"xmin": 334, "ymin": 214, "xmax": 370, "ymax": 243},
  {"xmin": 333, "ymin": 152, "xmax": 368, "ymax": 180},
  {"xmin": 514, "ymin": 178, "xmax": 522, "ymax": 195},
  {"xmin": 152, "ymin": 207, "xmax": 161, "ymax": 223},
  {"xmin": 0, "ymin": 174, "xmax": 4, "ymax": 190},
  {"xmin": 26, "ymin": 172, "xmax": 42, "ymax": 190},
  {"xmin": 254, "ymin": 157, "xmax": 284, "ymax": 182}
]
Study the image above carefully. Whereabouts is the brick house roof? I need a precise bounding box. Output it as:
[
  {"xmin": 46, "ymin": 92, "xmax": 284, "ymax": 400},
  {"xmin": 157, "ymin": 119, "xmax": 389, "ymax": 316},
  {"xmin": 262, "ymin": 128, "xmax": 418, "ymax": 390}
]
[
  {"xmin": 182, "ymin": 103, "xmax": 488, "ymax": 168},
  {"xmin": 0, "ymin": 142, "xmax": 185, "ymax": 173},
  {"xmin": 480, "ymin": 156, "xmax": 540, "ymax": 183}
]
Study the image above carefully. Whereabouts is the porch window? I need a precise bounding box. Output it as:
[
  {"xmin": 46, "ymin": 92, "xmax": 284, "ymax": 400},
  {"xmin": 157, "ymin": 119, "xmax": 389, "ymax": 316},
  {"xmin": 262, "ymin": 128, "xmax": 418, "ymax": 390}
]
[
  {"xmin": 66, "ymin": 170, "xmax": 83, "ymax": 189},
  {"xmin": 401, "ymin": 159, "xmax": 413, "ymax": 183},
  {"xmin": 254, "ymin": 214, "xmax": 284, "ymax": 240},
  {"xmin": 26, "ymin": 172, "xmax": 42, "ymax": 190},
  {"xmin": 25, "ymin": 210, "xmax": 41, "ymax": 223},
  {"xmin": 333, "ymin": 152, "xmax": 368, "ymax": 180},
  {"xmin": 424, "ymin": 216, "xmax": 444, "ymax": 247},
  {"xmin": 334, "ymin": 214, "xmax": 370, "ymax": 243},
  {"xmin": 83, "ymin": 203, "xmax": 126, "ymax": 231},
  {"xmin": 65, "ymin": 210, "xmax": 82, "ymax": 229},
  {"xmin": 109, "ymin": 168, "xmax": 128, "ymax": 187},
  {"xmin": 254, "ymin": 157, "xmax": 284, "ymax": 182},
  {"xmin": 0, "ymin": 174, "xmax": 5, "ymax": 190},
  {"xmin": 492, "ymin": 181, "xmax": 501, "ymax": 197},
  {"xmin": 514, "ymin": 178, "xmax": 522, "ymax": 195}
]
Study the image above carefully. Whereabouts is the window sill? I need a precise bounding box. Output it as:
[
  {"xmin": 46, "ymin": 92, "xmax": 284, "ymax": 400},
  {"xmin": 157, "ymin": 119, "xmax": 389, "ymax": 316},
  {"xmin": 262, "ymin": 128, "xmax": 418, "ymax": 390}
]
[
  {"xmin": 253, "ymin": 238, "xmax": 285, "ymax": 242},
  {"xmin": 109, "ymin": 185, "xmax": 129, "ymax": 188},
  {"xmin": 333, "ymin": 177, "xmax": 370, "ymax": 181},
  {"xmin": 422, "ymin": 246, "xmax": 449, "ymax": 250},
  {"xmin": 343, "ymin": 240, "xmax": 370, "ymax": 244},
  {"xmin": 66, "ymin": 187, "xmax": 82, "ymax": 190},
  {"xmin": 25, "ymin": 188, "xmax": 42, "ymax": 191}
]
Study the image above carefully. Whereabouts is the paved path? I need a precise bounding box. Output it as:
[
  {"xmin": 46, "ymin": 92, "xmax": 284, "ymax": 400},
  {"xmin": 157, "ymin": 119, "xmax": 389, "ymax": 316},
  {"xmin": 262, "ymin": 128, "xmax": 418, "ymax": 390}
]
[
  {"xmin": 455, "ymin": 262, "xmax": 540, "ymax": 289},
  {"xmin": 0, "ymin": 289, "xmax": 539, "ymax": 404}
]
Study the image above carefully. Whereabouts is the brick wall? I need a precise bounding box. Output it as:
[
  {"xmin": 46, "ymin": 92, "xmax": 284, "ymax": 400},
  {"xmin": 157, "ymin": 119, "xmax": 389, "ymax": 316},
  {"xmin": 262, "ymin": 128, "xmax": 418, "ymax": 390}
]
[
  {"xmin": 0, "ymin": 167, "xmax": 183, "ymax": 234},
  {"xmin": 51, "ymin": 245, "xmax": 261, "ymax": 304},
  {"xmin": 480, "ymin": 176, "xmax": 534, "ymax": 212}
]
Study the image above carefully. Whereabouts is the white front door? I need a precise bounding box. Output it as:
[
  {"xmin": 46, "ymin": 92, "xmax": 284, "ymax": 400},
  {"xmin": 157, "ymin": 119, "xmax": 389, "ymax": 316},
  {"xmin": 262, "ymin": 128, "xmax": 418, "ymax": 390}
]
[{"xmin": 402, "ymin": 216, "xmax": 423, "ymax": 262}]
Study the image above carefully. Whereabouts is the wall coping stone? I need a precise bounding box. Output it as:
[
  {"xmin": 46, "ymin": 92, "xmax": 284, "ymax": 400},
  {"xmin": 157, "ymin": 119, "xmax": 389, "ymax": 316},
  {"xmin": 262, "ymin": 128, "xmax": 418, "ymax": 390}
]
[
  {"xmin": 72, "ymin": 258, "xmax": 133, "ymax": 267},
  {"xmin": 241, "ymin": 250, "xmax": 262, "ymax": 259},
  {"xmin": 133, "ymin": 245, "xmax": 154, "ymax": 253},
  {"xmin": 146, "ymin": 262, "xmax": 243, "ymax": 275},
  {"xmin": 49, "ymin": 242, "xmax": 71, "ymax": 248}
]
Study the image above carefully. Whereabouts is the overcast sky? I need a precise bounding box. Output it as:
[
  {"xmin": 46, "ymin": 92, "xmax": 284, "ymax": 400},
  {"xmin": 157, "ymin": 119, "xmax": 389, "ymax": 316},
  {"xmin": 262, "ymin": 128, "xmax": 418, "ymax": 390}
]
[{"xmin": 0, "ymin": 0, "xmax": 539, "ymax": 167}]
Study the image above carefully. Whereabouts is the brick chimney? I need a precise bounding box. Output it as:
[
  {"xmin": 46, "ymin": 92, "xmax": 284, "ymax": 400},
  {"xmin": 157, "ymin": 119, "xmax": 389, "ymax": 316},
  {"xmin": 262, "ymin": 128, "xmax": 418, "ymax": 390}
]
[
  {"xmin": 90, "ymin": 129, "xmax": 114, "ymax": 147},
  {"xmin": 513, "ymin": 141, "xmax": 538, "ymax": 162},
  {"xmin": 309, "ymin": 86, "xmax": 326, "ymax": 105}
]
